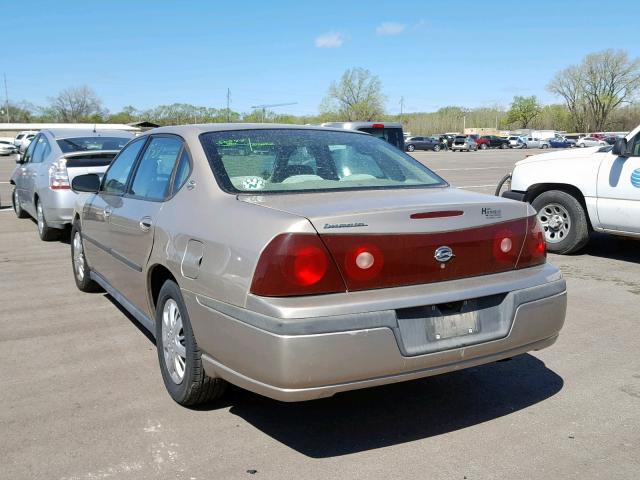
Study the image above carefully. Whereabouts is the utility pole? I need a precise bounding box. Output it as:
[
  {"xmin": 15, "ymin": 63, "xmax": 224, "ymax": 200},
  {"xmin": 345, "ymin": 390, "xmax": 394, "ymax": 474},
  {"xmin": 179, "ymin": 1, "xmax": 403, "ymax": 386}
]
[
  {"xmin": 3, "ymin": 73, "xmax": 9, "ymax": 123},
  {"xmin": 399, "ymin": 96, "xmax": 404, "ymax": 122},
  {"xmin": 463, "ymin": 115, "xmax": 466, "ymax": 132},
  {"xmin": 226, "ymin": 88, "xmax": 231, "ymax": 122}
]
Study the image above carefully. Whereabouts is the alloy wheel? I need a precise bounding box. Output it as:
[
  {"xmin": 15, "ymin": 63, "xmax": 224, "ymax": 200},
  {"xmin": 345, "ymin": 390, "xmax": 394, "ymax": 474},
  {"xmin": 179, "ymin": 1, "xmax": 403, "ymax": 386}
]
[
  {"xmin": 37, "ymin": 202, "xmax": 44, "ymax": 235},
  {"xmin": 162, "ymin": 299, "xmax": 187, "ymax": 384},
  {"xmin": 73, "ymin": 231, "xmax": 85, "ymax": 281}
]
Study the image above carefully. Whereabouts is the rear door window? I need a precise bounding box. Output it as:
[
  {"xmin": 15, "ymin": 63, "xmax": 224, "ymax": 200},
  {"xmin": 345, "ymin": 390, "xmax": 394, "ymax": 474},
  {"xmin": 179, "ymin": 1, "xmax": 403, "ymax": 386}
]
[{"xmin": 129, "ymin": 136, "xmax": 183, "ymax": 201}]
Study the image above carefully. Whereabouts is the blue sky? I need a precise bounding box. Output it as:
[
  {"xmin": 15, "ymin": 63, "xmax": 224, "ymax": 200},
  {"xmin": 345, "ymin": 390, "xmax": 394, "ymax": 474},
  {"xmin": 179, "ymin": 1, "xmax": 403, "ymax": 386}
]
[{"xmin": 4, "ymin": 0, "xmax": 640, "ymax": 116}]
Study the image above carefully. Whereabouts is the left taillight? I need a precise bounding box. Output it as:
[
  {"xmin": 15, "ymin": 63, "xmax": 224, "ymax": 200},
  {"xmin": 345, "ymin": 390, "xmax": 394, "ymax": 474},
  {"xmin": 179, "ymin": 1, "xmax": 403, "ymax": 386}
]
[
  {"xmin": 49, "ymin": 158, "xmax": 70, "ymax": 190},
  {"xmin": 517, "ymin": 214, "xmax": 546, "ymax": 268},
  {"xmin": 250, "ymin": 233, "xmax": 347, "ymax": 297}
]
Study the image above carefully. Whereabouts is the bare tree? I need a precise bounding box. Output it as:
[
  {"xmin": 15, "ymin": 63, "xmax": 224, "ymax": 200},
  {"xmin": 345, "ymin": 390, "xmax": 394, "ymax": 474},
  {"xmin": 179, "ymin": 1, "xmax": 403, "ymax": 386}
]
[
  {"xmin": 582, "ymin": 50, "xmax": 640, "ymax": 131},
  {"xmin": 320, "ymin": 68, "xmax": 385, "ymax": 120},
  {"xmin": 548, "ymin": 49, "xmax": 640, "ymax": 131},
  {"xmin": 50, "ymin": 86, "xmax": 104, "ymax": 122}
]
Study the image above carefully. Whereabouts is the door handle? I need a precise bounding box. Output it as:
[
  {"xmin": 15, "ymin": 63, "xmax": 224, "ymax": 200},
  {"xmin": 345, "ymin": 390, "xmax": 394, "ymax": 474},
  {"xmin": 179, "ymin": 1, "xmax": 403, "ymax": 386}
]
[{"xmin": 139, "ymin": 217, "xmax": 152, "ymax": 232}]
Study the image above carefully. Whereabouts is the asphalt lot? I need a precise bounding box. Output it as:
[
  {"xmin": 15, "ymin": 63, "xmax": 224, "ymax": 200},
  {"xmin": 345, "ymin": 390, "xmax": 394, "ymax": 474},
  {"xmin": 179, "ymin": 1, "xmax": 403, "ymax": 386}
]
[{"xmin": 1, "ymin": 149, "xmax": 639, "ymax": 480}]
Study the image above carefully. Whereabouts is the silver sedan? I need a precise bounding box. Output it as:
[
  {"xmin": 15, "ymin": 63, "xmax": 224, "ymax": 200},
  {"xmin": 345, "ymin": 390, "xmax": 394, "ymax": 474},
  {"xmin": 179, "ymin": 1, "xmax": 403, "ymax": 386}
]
[{"xmin": 70, "ymin": 124, "xmax": 566, "ymax": 405}]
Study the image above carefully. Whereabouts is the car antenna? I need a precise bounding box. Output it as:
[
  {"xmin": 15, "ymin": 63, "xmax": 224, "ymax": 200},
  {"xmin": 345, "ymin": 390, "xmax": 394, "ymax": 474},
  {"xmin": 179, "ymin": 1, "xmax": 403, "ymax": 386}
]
[{"xmin": 93, "ymin": 124, "xmax": 97, "ymax": 133}]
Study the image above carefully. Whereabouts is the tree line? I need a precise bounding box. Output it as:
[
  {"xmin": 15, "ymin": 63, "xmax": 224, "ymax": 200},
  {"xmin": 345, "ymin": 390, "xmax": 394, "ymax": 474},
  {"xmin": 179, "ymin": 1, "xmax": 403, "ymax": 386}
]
[{"xmin": 5, "ymin": 49, "xmax": 640, "ymax": 134}]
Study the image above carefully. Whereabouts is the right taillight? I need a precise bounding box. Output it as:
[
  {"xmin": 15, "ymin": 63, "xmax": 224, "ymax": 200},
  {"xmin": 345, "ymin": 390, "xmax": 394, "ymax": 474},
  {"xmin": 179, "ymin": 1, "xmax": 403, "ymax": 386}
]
[
  {"xmin": 250, "ymin": 233, "xmax": 346, "ymax": 297},
  {"xmin": 517, "ymin": 214, "xmax": 546, "ymax": 268}
]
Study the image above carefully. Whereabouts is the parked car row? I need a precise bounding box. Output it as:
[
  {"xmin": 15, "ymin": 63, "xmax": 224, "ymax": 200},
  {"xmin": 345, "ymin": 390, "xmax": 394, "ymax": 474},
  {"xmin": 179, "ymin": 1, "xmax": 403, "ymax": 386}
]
[{"xmin": 7, "ymin": 123, "xmax": 567, "ymax": 407}]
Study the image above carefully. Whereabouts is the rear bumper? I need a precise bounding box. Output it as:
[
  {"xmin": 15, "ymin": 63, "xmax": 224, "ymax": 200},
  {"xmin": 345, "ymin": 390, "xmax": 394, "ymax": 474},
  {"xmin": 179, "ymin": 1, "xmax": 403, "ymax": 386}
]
[
  {"xmin": 185, "ymin": 264, "xmax": 567, "ymax": 401},
  {"xmin": 39, "ymin": 188, "xmax": 76, "ymax": 228}
]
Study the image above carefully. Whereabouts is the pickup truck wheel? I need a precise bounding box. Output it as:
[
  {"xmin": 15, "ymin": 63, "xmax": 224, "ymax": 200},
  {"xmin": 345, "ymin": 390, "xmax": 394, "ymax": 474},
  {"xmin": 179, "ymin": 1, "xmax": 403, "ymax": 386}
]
[
  {"xmin": 70, "ymin": 222, "xmax": 101, "ymax": 292},
  {"xmin": 541, "ymin": 144, "xmax": 549, "ymax": 149},
  {"xmin": 12, "ymin": 188, "xmax": 28, "ymax": 218},
  {"xmin": 406, "ymin": 144, "xmax": 415, "ymax": 152},
  {"xmin": 532, "ymin": 190, "xmax": 590, "ymax": 254},
  {"xmin": 500, "ymin": 143, "xmax": 508, "ymax": 149},
  {"xmin": 36, "ymin": 199, "xmax": 59, "ymax": 241},
  {"xmin": 156, "ymin": 280, "xmax": 227, "ymax": 406}
]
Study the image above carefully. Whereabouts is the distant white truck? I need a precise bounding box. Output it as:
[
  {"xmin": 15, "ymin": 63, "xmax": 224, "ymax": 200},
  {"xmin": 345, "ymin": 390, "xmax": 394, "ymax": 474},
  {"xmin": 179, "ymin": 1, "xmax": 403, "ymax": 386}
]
[
  {"xmin": 499, "ymin": 124, "xmax": 640, "ymax": 254},
  {"xmin": 530, "ymin": 130, "xmax": 557, "ymax": 140}
]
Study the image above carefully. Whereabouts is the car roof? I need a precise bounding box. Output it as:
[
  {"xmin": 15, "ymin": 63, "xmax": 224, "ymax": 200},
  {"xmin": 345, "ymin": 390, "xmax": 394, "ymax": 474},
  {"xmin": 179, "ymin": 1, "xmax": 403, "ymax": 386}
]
[
  {"xmin": 42, "ymin": 129, "xmax": 135, "ymax": 139},
  {"xmin": 144, "ymin": 123, "xmax": 372, "ymax": 137}
]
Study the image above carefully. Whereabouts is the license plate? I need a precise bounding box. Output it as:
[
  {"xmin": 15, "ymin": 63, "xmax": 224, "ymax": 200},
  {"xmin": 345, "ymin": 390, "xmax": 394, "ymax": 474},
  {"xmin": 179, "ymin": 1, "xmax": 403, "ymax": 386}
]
[{"xmin": 427, "ymin": 311, "xmax": 479, "ymax": 341}]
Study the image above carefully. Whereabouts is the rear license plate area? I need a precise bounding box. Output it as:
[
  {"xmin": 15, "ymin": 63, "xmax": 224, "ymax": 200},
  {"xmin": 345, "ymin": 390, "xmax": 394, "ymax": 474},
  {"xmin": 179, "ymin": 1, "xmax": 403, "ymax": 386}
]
[
  {"xmin": 395, "ymin": 293, "xmax": 508, "ymax": 356},
  {"xmin": 428, "ymin": 311, "xmax": 479, "ymax": 341}
]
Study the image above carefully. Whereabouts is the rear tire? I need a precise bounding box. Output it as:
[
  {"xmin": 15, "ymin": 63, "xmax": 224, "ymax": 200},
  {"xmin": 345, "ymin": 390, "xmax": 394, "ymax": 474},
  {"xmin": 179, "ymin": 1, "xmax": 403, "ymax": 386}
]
[
  {"xmin": 12, "ymin": 188, "xmax": 28, "ymax": 218},
  {"xmin": 70, "ymin": 222, "xmax": 101, "ymax": 292},
  {"xmin": 433, "ymin": 144, "xmax": 441, "ymax": 152},
  {"xmin": 156, "ymin": 280, "xmax": 227, "ymax": 406},
  {"xmin": 480, "ymin": 143, "xmax": 487, "ymax": 150},
  {"xmin": 532, "ymin": 190, "xmax": 590, "ymax": 254},
  {"xmin": 501, "ymin": 143, "xmax": 508, "ymax": 149},
  {"xmin": 36, "ymin": 198, "xmax": 59, "ymax": 241},
  {"xmin": 542, "ymin": 144, "xmax": 549, "ymax": 149}
]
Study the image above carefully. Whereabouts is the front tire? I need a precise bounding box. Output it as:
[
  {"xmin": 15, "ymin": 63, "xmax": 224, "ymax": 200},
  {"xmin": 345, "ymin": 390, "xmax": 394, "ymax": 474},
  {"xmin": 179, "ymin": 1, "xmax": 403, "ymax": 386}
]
[
  {"xmin": 406, "ymin": 144, "xmax": 415, "ymax": 152},
  {"xmin": 532, "ymin": 190, "xmax": 590, "ymax": 254},
  {"xmin": 12, "ymin": 188, "xmax": 28, "ymax": 218},
  {"xmin": 36, "ymin": 198, "xmax": 59, "ymax": 241},
  {"xmin": 156, "ymin": 280, "xmax": 227, "ymax": 406},
  {"xmin": 480, "ymin": 143, "xmax": 488, "ymax": 150},
  {"xmin": 433, "ymin": 144, "xmax": 441, "ymax": 152},
  {"xmin": 501, "ymin": 143, "xmax": 508, "ymax": 149},
  {"xmin": 70, "ymin": 222, "xmax": 101, "ymax": 292}
]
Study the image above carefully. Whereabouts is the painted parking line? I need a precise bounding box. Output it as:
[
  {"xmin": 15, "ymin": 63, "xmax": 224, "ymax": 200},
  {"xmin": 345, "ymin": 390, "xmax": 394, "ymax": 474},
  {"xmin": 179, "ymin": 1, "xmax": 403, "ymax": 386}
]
[{"xmin": 436, "ymin": 166, "xmax": 508, "ymax": 171}]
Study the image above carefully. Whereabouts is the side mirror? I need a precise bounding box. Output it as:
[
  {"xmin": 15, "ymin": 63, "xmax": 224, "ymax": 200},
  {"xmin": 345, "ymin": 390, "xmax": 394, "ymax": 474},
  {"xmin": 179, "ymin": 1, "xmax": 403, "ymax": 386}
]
[
  {"xmin": 72, "ymin": 173, "xmax": 101, "ymax": 193},
  {"xmin": 15, "ymin": 154, "xmax": 25, "ymax": 164},
  {"xmin": 612, "ymin": 138, "xmax": 627, "ymax": 156}
]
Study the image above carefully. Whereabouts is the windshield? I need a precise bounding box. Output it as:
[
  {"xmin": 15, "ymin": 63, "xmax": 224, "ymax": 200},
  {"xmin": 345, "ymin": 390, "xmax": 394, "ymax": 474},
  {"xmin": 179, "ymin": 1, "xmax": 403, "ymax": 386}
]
[
  {"xmin": 57, "ymin": 136, "xmax": 130, "ymax": 153},
  {"xmin": 200, "ymin": 129, "xmax": 447, "ymax": 194}
]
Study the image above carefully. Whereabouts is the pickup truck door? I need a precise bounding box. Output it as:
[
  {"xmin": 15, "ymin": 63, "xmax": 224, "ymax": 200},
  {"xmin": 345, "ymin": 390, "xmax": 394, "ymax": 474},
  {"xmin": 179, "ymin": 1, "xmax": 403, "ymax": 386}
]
[{"xmin": 596, "ymin": 134, "xmax": 640, "ymax": 234}]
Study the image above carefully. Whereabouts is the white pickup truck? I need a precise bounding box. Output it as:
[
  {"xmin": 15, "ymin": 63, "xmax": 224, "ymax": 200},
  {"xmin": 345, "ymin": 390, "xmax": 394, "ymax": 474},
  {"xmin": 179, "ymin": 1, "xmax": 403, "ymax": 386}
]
[{"xmin": 500, "ymin": 125, "xmax": 640, "ymax": 254}]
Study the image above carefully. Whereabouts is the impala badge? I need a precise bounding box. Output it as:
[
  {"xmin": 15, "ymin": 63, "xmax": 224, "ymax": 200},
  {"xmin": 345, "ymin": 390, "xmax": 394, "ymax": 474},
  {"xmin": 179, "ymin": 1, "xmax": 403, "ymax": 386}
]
[{"xmin": 434, "ymin": 246, "xmax": 454, "ymax": 264}]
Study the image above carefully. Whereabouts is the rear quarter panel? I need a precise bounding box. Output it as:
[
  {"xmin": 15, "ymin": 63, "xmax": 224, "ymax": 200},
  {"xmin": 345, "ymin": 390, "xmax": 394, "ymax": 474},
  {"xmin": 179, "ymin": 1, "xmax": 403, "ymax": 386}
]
[{"xmin": 147, "ymin": 133, "xmax": 313, "ymax": 311}]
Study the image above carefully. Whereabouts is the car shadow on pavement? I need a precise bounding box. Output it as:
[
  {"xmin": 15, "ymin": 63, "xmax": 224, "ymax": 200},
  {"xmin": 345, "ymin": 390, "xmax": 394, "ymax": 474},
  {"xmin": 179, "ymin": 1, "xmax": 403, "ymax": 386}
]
[
  {"xmin": 225, "ymin": 354, "xmax": 563, "ymax": 458},
  {"xmin": 581, "ymin": 233, "xmax": 640, "ymax": 263}
]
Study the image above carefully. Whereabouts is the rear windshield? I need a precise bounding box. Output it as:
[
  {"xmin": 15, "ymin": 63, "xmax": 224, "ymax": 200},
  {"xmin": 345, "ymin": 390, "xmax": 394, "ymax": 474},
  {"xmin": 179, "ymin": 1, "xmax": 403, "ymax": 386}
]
[
  {"xmin": 357, "ymin": 127, "xmax": 404, "ymax": 150},
  {"xmin": 57, "ymin": 136, "xmax": 130, "ymax": 153},
  {"xmin": 200, "ymin": 129, "xmax": 446, "ymax": 194}
]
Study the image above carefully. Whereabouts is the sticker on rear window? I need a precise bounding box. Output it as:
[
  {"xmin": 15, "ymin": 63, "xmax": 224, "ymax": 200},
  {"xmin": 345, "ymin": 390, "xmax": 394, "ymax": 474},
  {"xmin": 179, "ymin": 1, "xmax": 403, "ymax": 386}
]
[{"xmin": 242, "ymin": 177, "xmax": 265, "ymax": 190}]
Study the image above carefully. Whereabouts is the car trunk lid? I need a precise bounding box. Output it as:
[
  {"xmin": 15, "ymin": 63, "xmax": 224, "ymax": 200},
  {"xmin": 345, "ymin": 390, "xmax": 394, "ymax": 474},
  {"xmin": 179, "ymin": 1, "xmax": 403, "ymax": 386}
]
[{"xmin": 241, "ymin": 188, "xmax": 537, "ymax": 291}]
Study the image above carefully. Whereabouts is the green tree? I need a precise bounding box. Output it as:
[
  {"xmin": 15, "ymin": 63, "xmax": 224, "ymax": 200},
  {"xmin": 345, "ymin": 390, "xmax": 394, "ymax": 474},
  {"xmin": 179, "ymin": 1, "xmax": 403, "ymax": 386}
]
[
  {"xmin": 320, "ymin": 68, "xmax": 385, "ymax": 120},
  {"xmin": 505, "ymin": 96, "xmax": 541, "ymax": 128}
]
